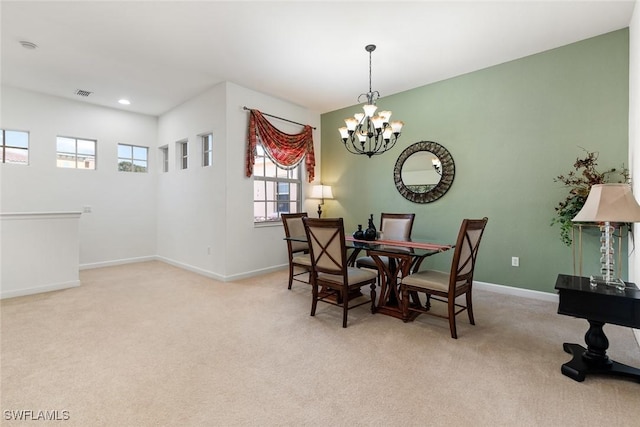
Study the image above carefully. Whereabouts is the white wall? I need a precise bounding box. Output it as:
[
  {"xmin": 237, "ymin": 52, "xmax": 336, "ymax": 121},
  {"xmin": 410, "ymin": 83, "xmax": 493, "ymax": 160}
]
[
  {"xmin": 156, "ymin": 81, "xmax": 321, "ymax": 280},
  {"xmin": 0, "ymin": 86, "xmax": 158, "ymax": 267},
  {"xmin": 1, "ymin": 83, "xmax": 320, "ymax": 282},
  {"xmin": 224, "ymin": 83, "xmax": 321, "ymax": 279},
  {"xmin": 631, "ymin": 4, "xmax": 639, "ymax": 283},
  {"xmin": 156, "ymin": 83, "xmax": 228, "ymax": 277}
]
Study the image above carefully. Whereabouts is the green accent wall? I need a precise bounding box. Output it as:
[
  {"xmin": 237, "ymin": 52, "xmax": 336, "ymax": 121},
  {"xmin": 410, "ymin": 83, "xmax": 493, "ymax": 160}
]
[{"xmin": 320, "ymin": 29, "xmax": 629, "ymax": 293}]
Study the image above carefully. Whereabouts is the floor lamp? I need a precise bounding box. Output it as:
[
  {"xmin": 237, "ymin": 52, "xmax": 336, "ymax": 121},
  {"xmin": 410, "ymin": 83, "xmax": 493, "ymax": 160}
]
[
  {"xmin": 572, "ymin": 183, "xmax": 640, "ymax": 290},
  {"xmin": 311, "ymin": 184, "xmax": 333, "ymax": 218}
]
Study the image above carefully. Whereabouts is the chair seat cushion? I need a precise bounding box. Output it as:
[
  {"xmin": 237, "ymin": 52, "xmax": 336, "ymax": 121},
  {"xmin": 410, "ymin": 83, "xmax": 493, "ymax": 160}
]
[
  {"xmin": 318, "ymin": 267, "xmax": 377, "ymax": 286},
  {"xmin": 292, "ymin": 254, "xmax": 312, "ymax": 266},
  {"xmin": 402, "ymin": 270, "xmax": 450, "ymax": 292},
  {"xmin": 355, "ymin": 256, "xmax": 388, "ymax": 269}
]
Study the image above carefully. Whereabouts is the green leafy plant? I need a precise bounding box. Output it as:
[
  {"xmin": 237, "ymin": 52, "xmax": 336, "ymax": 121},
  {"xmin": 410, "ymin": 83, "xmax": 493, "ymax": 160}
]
[{"xmin": 551, "ymin": 149, "xmax": 629, "ymax": 246}]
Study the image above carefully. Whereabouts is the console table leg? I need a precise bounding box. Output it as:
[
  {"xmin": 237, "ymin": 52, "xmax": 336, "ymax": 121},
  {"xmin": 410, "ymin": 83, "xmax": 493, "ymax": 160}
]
[
  {"xmin": 561, "ymin": 336, "xmax": 640, "ymax": 383},
  {"xmin": 561, "ymin": 343, "xmax": 587, "ymax": 382},
  {"xmin": 582, "ymin": 320, "xmax": 612, "ymax": 366}
]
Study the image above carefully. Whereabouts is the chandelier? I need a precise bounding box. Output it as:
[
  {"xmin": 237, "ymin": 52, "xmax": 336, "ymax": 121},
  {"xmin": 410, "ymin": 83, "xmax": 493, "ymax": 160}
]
[{"xmin": 339, "ymin": 44, "xmax": 404, "ymax": 157}]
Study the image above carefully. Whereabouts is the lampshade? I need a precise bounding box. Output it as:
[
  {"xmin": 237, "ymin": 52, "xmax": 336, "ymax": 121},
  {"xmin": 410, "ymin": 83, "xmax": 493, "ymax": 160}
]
[
  {"xmin": 572, "ymin": 184, "xmax": 640, "ymax": 223},
  {"xmin": 311, "ymin": 185, "xmax": 333, "ymax": 200}
]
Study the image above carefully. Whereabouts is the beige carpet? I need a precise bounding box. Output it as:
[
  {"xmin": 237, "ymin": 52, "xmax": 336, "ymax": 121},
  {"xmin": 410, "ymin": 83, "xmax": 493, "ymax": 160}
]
[{"xmin": 1, "ymin": 261, "xmax": 639, "ymax": 426}]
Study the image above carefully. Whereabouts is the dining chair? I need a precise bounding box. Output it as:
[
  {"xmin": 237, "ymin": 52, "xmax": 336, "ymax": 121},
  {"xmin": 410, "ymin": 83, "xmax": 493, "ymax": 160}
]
[
  {"xmin": 400, "ymin": 217, "xmax": 488, "ymax": 339},
  {"xmin": 282, "ymin": 212, "xmax": 312, "ymax": 290},
  {"xmin": 303, "ymin": 217, "xmax": 378, "ymax": 328},
  {"xmin": 355, "ymin": 213, "xmax": 415, "ymax": 281}
]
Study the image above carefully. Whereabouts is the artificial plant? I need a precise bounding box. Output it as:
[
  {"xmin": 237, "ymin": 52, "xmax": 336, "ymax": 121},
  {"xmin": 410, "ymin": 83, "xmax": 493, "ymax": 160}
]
[{"xmin": 551, "ymin": 149, "xmax": 629, "ymax": 246}]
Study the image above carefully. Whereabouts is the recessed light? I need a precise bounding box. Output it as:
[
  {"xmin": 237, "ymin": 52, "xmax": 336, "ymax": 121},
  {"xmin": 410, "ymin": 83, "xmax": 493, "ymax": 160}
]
[
  {"xmin": 19, "ymin": 40, "xmax": 38, "ymax": 50},
  {"xmin": 118, "ymin": 99, "xmax": 131, "ymax": 105}
]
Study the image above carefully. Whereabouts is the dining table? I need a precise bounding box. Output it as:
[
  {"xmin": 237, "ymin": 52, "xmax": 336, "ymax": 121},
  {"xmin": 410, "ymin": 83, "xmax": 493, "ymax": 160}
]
[
  {"xmin": 285, "ymin": 233, "xmax": 453, "ymax": 320},
  {"xmin": 346, "ymin": 236, "xmax": 453, "ymax": 319}
]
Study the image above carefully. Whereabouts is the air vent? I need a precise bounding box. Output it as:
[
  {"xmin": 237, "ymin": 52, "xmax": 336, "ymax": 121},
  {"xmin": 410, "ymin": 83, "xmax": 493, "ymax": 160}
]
[{"xmin": 74, "ymin": 89, "xmax": 92, "ymax": 97}]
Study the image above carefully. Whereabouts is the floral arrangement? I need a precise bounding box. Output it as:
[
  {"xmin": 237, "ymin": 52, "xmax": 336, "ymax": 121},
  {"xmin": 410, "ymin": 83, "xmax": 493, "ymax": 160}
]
[{"xmin": 551, "ymin": 149, "xmax": 629, "ymax": 246}]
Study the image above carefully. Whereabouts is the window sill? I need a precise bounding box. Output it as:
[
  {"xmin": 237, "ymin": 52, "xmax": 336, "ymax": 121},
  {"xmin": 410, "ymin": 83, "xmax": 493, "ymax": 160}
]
[{"xmin": 254, "ymin": 221, "xmax": 283, "ymax": 228}]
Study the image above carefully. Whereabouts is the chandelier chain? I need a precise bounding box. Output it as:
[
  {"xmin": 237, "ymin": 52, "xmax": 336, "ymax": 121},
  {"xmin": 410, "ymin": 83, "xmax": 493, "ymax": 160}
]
[{"xmin": 368, "ymin": 46, "xmax": 372, "ymax": 95}]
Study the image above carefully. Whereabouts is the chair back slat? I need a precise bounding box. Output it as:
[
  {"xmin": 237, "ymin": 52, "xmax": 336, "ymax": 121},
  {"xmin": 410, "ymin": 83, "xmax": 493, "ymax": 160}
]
[
  {"xmin": 450, "ymin": 218, "xmax": 488, "ymax": 291},
  {"xmin": 304, "ymin": 218, "xmax": 346, "ymax": 275}
]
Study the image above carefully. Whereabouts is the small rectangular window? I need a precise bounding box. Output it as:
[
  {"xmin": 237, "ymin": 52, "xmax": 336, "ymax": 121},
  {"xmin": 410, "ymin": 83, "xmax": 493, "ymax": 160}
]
[
  {"xmin": 201, "ymin": 133, "xmax": 213, "ymax": 167},
  {"xmin": 177, "ymin": 140, "xmax": 188, "ymax": 170},
  {"xmin": 1, "ymin": 129, "xmax": 29, "ymax": 165},
  {"xmin": 118, "ymin": 143, "xmax": 148, "ymax": 172},
  {"xmin": 56, "ymin": 136, "xmax": 96, "ymax": 169},
  {"xmin": 159, "ymin": 146, "xmax": 168, "ymax": 173}
]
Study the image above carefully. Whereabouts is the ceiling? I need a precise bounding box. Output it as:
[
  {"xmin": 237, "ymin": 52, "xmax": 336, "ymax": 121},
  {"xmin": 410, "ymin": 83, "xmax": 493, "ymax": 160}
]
[{"xmin": 1, "ymin": 1, "xmax": 636, "ymax": 117}]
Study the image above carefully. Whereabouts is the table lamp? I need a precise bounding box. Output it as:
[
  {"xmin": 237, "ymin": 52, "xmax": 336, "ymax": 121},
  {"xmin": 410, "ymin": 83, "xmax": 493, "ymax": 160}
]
[
  {"xmin": 311, "ymin": 184, "xmax": 333, "ymax": 218},
  {"xmin": 572, "ymin": 183, "xmax": 640, "ymax": 289}
]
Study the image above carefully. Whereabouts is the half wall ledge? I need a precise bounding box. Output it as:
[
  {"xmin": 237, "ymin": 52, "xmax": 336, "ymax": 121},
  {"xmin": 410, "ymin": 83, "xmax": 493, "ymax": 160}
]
[{"xmin": 1, "ymin": 211, "xmax": 81, "ymax": 299}]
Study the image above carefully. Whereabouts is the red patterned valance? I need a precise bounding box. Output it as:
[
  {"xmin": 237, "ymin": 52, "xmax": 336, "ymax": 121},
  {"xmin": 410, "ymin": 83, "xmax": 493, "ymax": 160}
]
[{"xmin": 246, "ymin": 109, "xmax": 315, "ymax": 183}]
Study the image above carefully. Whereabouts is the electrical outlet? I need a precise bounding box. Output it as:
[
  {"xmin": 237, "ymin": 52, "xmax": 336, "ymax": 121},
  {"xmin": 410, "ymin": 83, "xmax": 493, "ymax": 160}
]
[
  {"xmin": 511, "ymin": 256, "xmax": 519, "ymax": 267},
  {"xmin": 82, "ymin": 206, "xmax": 92, "ymax": 213}
]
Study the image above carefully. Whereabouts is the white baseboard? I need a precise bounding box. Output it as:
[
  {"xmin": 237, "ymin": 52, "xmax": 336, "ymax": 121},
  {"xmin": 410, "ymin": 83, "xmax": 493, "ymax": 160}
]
[
  {"xmin": 80, "ymin": 256, "xmax": 156, "ymax": 270},
  {"xmin": 474, "ymin": 280, "xmax": 559, "ymax": 302},
  {"xmin": 156, "ymin": 256, "xmax": 287, "ymax": 282},
  {"xmin": 79, "ymin": 255, "xmax": 287, "ymax": 282},
  {"xmin": 224, "ymin": 264, "xmax": 288, "ymax": 281},
  {"xmin": 1, "ymin": 280, "xmax": 81, "ymax": 299},
  {"xmin": 154, "ymin": 256, "xmax": 226, "ymax": 281}
]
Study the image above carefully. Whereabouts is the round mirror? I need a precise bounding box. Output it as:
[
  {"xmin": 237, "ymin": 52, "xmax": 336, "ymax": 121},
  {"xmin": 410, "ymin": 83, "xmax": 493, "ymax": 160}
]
[{"xmin": 394, "ymin": 141, "xmax": 455, "ymax": 203}]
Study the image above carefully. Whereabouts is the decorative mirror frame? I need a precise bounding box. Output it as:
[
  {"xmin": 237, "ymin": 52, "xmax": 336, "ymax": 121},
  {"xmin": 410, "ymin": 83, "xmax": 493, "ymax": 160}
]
[{"xmin": 393, "ymin": 141, "xmax": 455, "ymax": 203}]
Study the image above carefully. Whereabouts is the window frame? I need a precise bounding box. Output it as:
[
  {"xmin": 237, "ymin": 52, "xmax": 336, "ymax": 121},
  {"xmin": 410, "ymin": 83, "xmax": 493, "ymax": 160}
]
[
  {"xmin": 159, "ymin": 145, "xmax": 169, "ymax": 173},
  {"xmin": 253, "ymin": 144, "xmax": 302, "ymax": 224},
  {"xmin": 117, "ymin": 143, "xmax": 149, "ymax": 173},
  {"xmin": 56, "ymin": 135, "xmax": 97, "ymax": 170},
  {"xmin": 201, "ymin": 133, "xmax": 213, "ymax": 167},
  {"xmin": 177, "ymin": 139, "xmax": 188, "ymax": 170},
  {"xmin": 1, "ymin": 128, "xmax": 29, "ymax": 165}
]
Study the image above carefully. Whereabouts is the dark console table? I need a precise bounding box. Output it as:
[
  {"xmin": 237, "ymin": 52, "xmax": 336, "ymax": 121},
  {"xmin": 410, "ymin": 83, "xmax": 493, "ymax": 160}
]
[{"xmin": 555, "ymin": 274, "xmax": 640, "ymax": 383}]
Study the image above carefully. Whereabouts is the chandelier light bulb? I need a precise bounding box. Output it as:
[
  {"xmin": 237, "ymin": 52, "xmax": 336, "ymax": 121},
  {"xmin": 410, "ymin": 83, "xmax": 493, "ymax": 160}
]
[
  {"xmin": 371, "ymin": 115, "xmax": 385, "ymax": 130},
  {"xmin": 378, "ymin": 110, "xmax": 392, "ymax": 122},
  {"xmin": 391, "ymin": 121, "xmax": 404, "ymax": 133},
  {"xmin": 344, "ymin": 117, "xmax": 358, "ymax": 131},
  {"xmin": 363, "ymin": 104, "xmax": 378, "ymax": 117}
]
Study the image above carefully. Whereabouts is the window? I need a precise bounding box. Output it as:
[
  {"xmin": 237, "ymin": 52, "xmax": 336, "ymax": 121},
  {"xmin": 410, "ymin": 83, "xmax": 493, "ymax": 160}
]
[
  {"xmin": 118, "ymin": 144, "xmax": 148, "ymax": 172},
  {"xmin": 253, "ymin": 144, "xmax": 301, "ymax": 223},
  {"xmin": 159, "ymin": 146, "xmax": 169, "ymax": 173},
  {"xmin": 1, "ymin": 129, "xmax": 29, "ymax": 164},
  {"xmin": 177, "ymin": 140, "xmax": 188, "ymax": 170},
  {"xmin": 201, "ymin": 133, "xmax": 213, "ymax": 167},
  {"xmin": 56, "ymin": 136, "xmax": 96, "ymax": 169}
]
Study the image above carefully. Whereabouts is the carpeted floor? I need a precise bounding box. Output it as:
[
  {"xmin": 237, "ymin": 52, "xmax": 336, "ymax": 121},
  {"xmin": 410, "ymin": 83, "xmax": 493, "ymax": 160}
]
[{"xmin": 1, "ymin": 261, "xmax": 639, "ymax": 426}]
